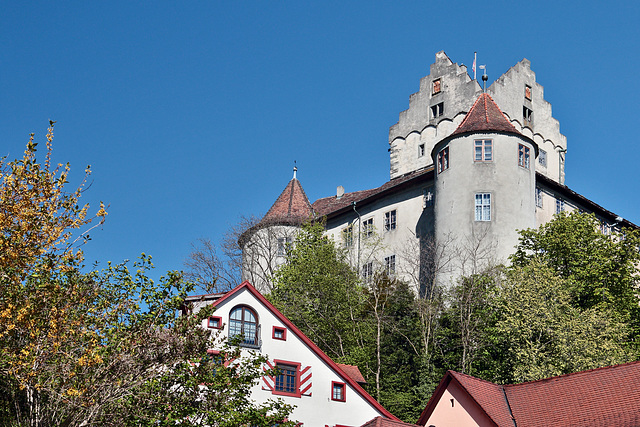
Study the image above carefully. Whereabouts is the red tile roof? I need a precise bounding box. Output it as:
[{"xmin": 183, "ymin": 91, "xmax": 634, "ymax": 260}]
[
  {"xmin": 312, "ymin": 167, "xmax": 433, "ymax": 217},
  {"xmin": 419, "ymin": 361, "xmax": 640, "ymax": 427},
  {"xmin": 336, "ymin": 363, "xmax": 366, "ymax": 384},
  {"xmin": 360, "ymin": 416, "xmax": 418, "ymax": 427},
  {"xmin": 261, "ymin": 178, "xmax": 313, "ymax": 225},
  {"xmin": 450, "ymin": 93, "xmax": 520, "ymax": 137}
]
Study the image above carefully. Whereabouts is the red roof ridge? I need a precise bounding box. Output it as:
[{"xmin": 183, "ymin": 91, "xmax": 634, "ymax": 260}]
[{"xmin": 505, "ymin": 359, "xmax": 640, "ymax": 388}]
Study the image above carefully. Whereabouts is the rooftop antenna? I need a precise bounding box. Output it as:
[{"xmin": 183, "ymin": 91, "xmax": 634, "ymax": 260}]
[
  {"xmin": 480, "ymin": 65, "xmax": 487, "ymax": 92},
  {"xmin": 293, "ymin": 161, "xmax": 297, "ymax": 180},
  {"xmin": 473, "ymin": 52, "xmax": 477, "ymax": 80}
]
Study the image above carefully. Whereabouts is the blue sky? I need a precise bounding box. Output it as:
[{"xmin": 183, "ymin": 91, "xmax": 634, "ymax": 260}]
[{"xmin": 2, "ymin": 1, "xmax": 639, "ymax": 280}]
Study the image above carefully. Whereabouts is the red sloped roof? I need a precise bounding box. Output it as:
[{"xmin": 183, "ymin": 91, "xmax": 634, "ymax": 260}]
[
  {"xmin": 336, "ymin": 363, "xmax": 366, "ymax": 384},
  {"xmin": 419, "ymin": 361, "xmax": 640, "ymax": 427},
  {"xmin": 262, "ymin": 178, "xmax": 313, "ymax": 225},
  {"xmin": 450, "ymin": 93, "xmax": 520, "ymax": 137},
  {"xmin": 360, "ymin": 416, "xmax": 418, "ymax": 427},
  {"xmin": 448, "ymin": 371, "xmax": 514, "ymax": 427},
  {"xmin": 504, "ymin": 360, "xmax": 640, "ymax": 427}
]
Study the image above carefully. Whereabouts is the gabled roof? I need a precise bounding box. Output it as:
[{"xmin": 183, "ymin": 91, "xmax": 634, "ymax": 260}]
[
  {"xmin": 450, "ymin": 93, "xmax": 521, "ymax": 137},
  {"xmin": 337, "ymin": 363, "xmax": 366, "ymax": 384},
  {"xmin": 418, "ymin": 361, "xmax": 640, "ymax": 427},
  {"xmin": 360, "ymin": 416, "xmax": 418, "ymax": 427},
  {"xmin": 262, "ymin": 177, "xmax": 313, "ymax": 226},
  {"xmin": 197, "ymin": 281, "xmax": 400, "ymax": 422}
]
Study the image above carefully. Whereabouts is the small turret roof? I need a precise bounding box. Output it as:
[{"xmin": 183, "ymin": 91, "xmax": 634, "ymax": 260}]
[
  {"xmin": 261, "ymin": 176, "xmax": 313, "ymax": 226},
  {"xmin": 451, "ymin": 92, "xmax": 520, "ymax": 136}
]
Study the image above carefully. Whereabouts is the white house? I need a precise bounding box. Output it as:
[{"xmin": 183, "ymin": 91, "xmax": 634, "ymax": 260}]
[{"xmin": 182, "ymin": 281, "xmax": 399, "ymax": 427}]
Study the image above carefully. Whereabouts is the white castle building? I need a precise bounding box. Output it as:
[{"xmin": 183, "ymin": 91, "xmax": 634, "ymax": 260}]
[{"xmin": 240, "ymin": 51, "xmax": 637, "ymax": 295}]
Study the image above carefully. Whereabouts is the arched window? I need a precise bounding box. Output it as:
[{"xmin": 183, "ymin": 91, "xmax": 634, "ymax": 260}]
[{"xmin": 229, "ymin": 306, "xmax": 259, "ymax": 348}]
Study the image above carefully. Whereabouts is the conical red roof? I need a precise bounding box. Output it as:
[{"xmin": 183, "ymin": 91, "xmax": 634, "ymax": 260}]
[
  {"xmin": 261, "ymin": 178, "xmax": 313, "ymax": 225},
  {"xmin": 451, "ymin": 93, "xmax": 520, "ymax": 136}
]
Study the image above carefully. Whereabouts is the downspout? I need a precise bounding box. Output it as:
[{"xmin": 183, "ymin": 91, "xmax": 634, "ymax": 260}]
[{"xmin": 352, "ymin": 201, "xmax": 361, "ymax": 274}]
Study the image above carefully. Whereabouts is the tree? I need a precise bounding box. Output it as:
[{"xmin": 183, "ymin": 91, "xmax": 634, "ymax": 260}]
[
  {"xmin": 511, "ymin": 211, "xmax": 640, "ymax": 327},
  {"xmin": 495, "ymin": 261, "xmax": 634, "ymax": 383},
  {"xmin": 0, "ymin": 125, "xmax": 295, "ymax": 426},
  {"xmin": 269, "ymin": 221, "xmax": 365, "ymax": 362}
]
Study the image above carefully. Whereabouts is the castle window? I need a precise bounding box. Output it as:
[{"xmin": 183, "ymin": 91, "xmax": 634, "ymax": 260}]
[
  {"xmin": 525, "ymin": 85, "xmax": 532, "ymax": 100},
  {"xmin": 538, "ymin": 149, "xmax": 547, "ymax": 167},
  {"xmin": 518, "ymin": 144, "xmax": 530, "ymax": 169},
  {"xmin": 384, "ymin": 210, "xmax": 397, "ymax": 231},
  {"xmin": 474, "ymin": 139, "xmax": 492, "ymax": 162},
  {"xmin": 536, "ymin": 188, "xmax": 543, "ymax": 208},
  {"xmin": 331, "ymin": 381, "xmax": 346, "ymax": 402},
  {"xmin": 423, "ymin": 187, "xmax": 435, "ymax": 208},
  {"xmin": 274, "ymin": 361, "xmax": 299, "ymax": 396},
  {"xmin": 385, "ymin": 255, "xmax": 396, "ymax": 275},
  {"xmin": 272, "ymin": 326, "xmax": 287, "ymax": 341},
  {"xmin": 418, "ymin": 143, "xmax": 425, "ymax": 157},
  {"xmin": 277, "ymin": 237, "xmax": 292, "ymax": 257},
  {"xmin": 556, "ymin": 198, "xmax": 565, "ymax": 214},
  {"xmin": 475, "ymin": 193, "xmax": 491, "ymax": 221},
  {"xmin": 437, "ymin": 147, "xmax": 449, "ymax": 173},
  {"xmin": 229, "ymin": 306, "xmax": 260, "ymax": 348},
  {"xmin": 362, "ymin": 262, "xmax": 373, "ymax": 283},
  {"xmin": 523, "ymin": 106, "xmax": 533, "ymax": 123},
  {"xmin": 363, "ymin": 218, "xmax": 374, "ymax": 238},
  {"xmin": 432, "ymin": 78, "xmax": 441, "ymax": 95},
  {"xmin": 342, "ymin": 226, "xmax": 353, "ymax": 248},
  {"xmin": 431, "ymin": 102, "xmax": 444, "ymax": 119}
]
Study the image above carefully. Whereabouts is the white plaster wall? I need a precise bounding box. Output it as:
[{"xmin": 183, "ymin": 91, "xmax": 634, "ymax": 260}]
[{"xmin": 203, "ymin": 287, "xmax": 387, "ymax": 427}]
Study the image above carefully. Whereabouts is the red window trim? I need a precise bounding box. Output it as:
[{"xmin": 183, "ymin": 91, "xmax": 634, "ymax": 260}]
[
  {"xmin": 273, "ymin": 359, "xmax": 302, "ymax": 398},
  {"xmin": 207, "ymin": 316, "xmax": 222, "ymax": 329},
  {"xmin": 331, "ymin": 381, "xmax": 346, "ymax": 402},
  {"xmin": 272, "ymin": 326, "xmax": 287, "ymax": 341}
]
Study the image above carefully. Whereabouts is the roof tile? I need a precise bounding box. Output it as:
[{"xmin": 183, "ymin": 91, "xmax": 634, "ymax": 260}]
[
  {"xmin": 450, "ymin": 93, "xmax": 520, "ymax": 137},
  {"xmin": 262, "ymin": 178, "xmax": 313, "ymax": 225}
]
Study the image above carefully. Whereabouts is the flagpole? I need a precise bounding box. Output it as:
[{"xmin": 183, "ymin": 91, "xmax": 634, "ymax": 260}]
[{"xmin": 473, "ymin": 52, "xmax": 477, "ymax": 80}]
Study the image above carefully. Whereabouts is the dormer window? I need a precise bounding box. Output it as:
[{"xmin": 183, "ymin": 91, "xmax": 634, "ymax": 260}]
[
  {"xmin": 229, "ymin": 305, "xmax": 260, "ymax": 348},
  {"xmin": 432, "ymin": 78, "xmax": 441, "ymax": 95},
  {"xmin": 431, "ymin": 102, "xmax": 444, "ymax": 119}
]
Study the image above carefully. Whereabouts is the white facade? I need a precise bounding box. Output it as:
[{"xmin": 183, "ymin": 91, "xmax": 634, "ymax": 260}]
[{"xmin": 185, "ymin": 282, "xmax": 398, "ymax": 427}]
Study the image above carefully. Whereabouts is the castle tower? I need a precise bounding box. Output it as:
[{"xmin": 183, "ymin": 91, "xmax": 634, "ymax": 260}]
[
  {"xmin": 240, "ymin": 167, "xmax": 313, "ymax": 293},
  {"xmin": 432, "ymin": 93, "xmax": 537, "ymax": 285}
]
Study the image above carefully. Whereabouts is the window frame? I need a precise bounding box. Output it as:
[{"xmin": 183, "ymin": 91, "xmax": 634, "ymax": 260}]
[
  {"xmin": 207, "ymin": 316, "xmax": 222, "ymax": 329},
  {"xmin": 536, "ymin": 188, "xmax": 543, "ymax": 208},
  {"xmin": 556, "ymin": 198, "xmax": 565, "ymax": 214},
  {"xmin": 523, "ymin": 106, "xmax": 533, "ymax": 123},
  {"xmin": 418, "ymin": 143, "xmax": 425, "ymax": 157},
  {"xmin": 475, "ymin": 193, "xmax": 491, "ymax": 222},
  {"xmin": 331, "ymin": 381, "xmax": 346, "ymax": 402},
  {"xmin": 273, "ymin": 360, "xmax": 301, "ymax": 398},
  {"xmin": 518, "ymin": 144, "xmax": 531, "ymax": 169},
  {"xmin": 342, "ymin": 225, "xmax": 354, "ymax": 248},
  {"xmin": 362, "ymin": 218, "xmax": 374, "ymax": 238},
  {"xmin": 437, "ymin": 147, "xmax": 449, "ymax": 173},
  {"xmin": 538, "ymin": 149, "xmax": 547, "ymax": 167},
  {"xmin": 384, "ymin": 255, "xmax": 396, "ymax": 275},
  {"xmin": 229, "ymin": 305, "xmax": 260, "ymax": 348},
  {"xmin": 432, "ymin": 78, "xmax": 441, "ymax": 95},
  {"xmin": 474, "ymin": 139, "xmax": 492, "ymax": 162},
  {"xmin": 431, "ymin": 102, "xmax": 444, "ymax": 119},
  {"xmin": 525, "ymin": 84, "xmax": 532, "ymax": 100},
  {"xmin": 384, "ymin": 210, "xmax": 397, "ymax": 232},
  {"xmin": 362, "ymin": 261, "xmax": 373, "ymax": 283},
  {"xmin": 272, "ymin": 326, "xmax": 287, "ymax": 341},
  {"xmin": 277, "ymin": 237, "xmax": 292, "ymax": 257}
]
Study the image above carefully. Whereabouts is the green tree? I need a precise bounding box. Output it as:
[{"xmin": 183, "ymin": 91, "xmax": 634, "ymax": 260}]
[
  {"xmin": 269, "ymin": 221, "xmax": 366, "ymax": 363},
  {"xmin": 495, "ymin": 261, "xmax": 634, "ymax": 383},
  {"xmin": 511, "ymin": 211, "xmax": 640, "ymax": 326},
  {"xmin": 0, "ymin": 126, "xmax": 295, "ymax": 426}
]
